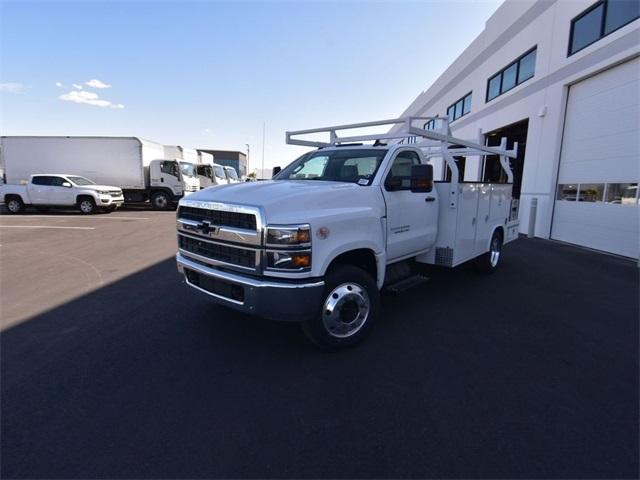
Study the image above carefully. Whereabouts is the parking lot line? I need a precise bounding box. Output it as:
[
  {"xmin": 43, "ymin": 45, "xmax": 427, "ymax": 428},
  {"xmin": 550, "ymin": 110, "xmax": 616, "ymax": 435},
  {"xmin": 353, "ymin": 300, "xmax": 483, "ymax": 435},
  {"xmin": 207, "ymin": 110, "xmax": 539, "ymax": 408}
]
[
  {"xmin": 0, "ymin": 225, "xmax": 95, "ymax": 230},
  {"xmin": 0, "ymin": 215, "xmax": 149, "ymax": 220}
]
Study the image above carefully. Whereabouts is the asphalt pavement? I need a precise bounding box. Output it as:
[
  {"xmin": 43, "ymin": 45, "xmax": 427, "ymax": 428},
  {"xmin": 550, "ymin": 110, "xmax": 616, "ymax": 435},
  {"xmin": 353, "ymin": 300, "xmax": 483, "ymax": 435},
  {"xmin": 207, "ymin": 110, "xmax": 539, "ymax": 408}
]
[{"xmin": 1, "ymin": 225, "xmax": 638, "ymax": 478}]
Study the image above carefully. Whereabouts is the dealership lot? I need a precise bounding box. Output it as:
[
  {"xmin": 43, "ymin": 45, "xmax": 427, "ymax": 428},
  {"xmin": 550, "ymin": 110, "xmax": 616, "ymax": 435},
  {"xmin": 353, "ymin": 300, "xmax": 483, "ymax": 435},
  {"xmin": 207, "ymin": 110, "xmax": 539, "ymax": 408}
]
[{"xmin": 1, "ymin": 210, "xmax": 638, "ymax": 478}]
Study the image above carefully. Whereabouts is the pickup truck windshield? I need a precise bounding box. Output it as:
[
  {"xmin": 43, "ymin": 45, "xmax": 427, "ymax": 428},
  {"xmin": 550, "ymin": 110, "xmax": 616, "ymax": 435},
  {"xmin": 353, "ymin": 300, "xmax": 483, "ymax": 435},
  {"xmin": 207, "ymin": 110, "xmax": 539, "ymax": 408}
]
[
  {"xmin": 276, "ymin": 149, "xmax": 387, "ymax": 184},
  {"xmin": 67, "ymin": 176, "xmax": 96, "ymax": 186},
  {"xmin": 180, "ymin": 162, "xmax": 197, "ymax": 178}
]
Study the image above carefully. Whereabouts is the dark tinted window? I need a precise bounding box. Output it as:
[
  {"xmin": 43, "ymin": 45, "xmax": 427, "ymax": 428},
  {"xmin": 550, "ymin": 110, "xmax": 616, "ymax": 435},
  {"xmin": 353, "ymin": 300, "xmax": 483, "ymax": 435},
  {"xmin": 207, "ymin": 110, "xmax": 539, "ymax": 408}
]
[
  {"xmin": 518, "ymin": 49, "xmax": 536, "ymax": 82},
  {"xmin": 487, "ymin": 74, "xmax": 501, "ymax": 100},
  {"xmin": 31, "ymin": 176, "xmax": 51, "ymax": 185},
  {"xmin": 571, "ymin": 3, "xmax": 604, "ymax": 53},
  {"xmin": 49, "ymin": 176, "xmax": 65, "ymax": 187},
  {"xmin": 605, "ymin": 0, "xmax": 639, "ymax": 34}
]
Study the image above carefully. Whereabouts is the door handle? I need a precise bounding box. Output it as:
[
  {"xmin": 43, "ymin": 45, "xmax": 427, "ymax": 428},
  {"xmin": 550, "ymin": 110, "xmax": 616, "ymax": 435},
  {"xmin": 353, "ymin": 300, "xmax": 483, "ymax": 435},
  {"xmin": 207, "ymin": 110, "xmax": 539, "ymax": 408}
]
[{"xmin": 425, "ymin": 196, "xmax": 436, "ymax": 202}]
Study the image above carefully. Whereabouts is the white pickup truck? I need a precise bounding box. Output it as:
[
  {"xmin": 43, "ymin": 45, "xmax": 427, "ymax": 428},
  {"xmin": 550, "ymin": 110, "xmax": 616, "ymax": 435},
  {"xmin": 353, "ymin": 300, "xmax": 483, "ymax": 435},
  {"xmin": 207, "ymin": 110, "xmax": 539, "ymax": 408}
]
[
  {"xmin": 175, "ymin": 117, "xmax": 520, "ymax": 347},
  {"xmin": 2, "ymin": 174, "xmax": 124, "ymax": 214}
]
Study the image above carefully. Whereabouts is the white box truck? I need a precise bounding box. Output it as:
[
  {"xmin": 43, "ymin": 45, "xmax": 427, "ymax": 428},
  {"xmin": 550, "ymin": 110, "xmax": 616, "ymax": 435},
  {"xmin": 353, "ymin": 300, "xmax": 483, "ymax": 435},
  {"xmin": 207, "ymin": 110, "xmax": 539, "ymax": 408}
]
[
  {"xmin": 0, "ymin": 136, "xmax": 190, "ymax": 210},
  {"xmin": 174, "ymin": 117, "xmax": 520, "ymax": 348}
]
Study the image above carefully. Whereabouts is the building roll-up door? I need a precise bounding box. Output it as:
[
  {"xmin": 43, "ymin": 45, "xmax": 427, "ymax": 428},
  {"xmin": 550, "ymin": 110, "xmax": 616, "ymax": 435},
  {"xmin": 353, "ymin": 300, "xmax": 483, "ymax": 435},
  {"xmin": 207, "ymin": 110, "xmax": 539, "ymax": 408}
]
[{"xmin": 552, "ymin": 58, "xmax": 639, "ymax": 259}]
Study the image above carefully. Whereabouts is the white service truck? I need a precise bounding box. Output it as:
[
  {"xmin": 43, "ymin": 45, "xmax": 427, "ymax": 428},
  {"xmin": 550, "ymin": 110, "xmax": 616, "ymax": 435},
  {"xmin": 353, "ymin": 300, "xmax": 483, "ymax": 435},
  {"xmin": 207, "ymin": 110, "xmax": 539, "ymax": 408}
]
[
  {"xmin": 2, "ymin": 174, "xmax": 124, "ymax": 214},
  {"xmin": 0, "ymin": 136, "xmax": 193, "ymax": 210},
  {"xmin": 175, "ymin": 117, "xmax": 520, "ymax": 348},
  {"xmin": 196, "ymin": 151, "xmax": 229, "ymax": 189}
]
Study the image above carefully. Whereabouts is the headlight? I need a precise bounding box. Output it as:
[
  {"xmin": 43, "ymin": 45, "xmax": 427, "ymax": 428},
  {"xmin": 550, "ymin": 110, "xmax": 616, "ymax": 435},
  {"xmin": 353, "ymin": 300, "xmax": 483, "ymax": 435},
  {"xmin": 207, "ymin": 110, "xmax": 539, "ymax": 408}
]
[
  {"xmin": 266, "ymin": 224, "xmax": 311, "ymax": 246},
  {"xmin": 266, "ymin": 250, "xmax": 311, "ymax": 271},
  {"xmin": 97, "ymin": 190, "xmax": 110, "ymax": 195}
]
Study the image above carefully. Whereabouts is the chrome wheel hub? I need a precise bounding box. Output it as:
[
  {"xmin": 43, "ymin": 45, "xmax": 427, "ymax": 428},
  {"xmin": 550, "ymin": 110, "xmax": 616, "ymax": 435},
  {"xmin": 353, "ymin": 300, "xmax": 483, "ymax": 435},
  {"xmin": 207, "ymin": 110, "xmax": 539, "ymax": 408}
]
[
  {"xmin": 490, "ymin": 237, "xmax": 501, "ymax": 267},
  {"xmin": 322, "ymin": 282, "xmax": 370, "ymax": 338}
]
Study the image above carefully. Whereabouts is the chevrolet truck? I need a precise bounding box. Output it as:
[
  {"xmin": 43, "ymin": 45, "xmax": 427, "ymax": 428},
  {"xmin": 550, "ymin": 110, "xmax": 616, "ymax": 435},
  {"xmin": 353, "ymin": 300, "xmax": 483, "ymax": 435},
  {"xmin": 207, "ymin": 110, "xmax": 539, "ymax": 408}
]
[{"xmin": 175, "ymin": 117, "xmax": 520, "ymax": 348}]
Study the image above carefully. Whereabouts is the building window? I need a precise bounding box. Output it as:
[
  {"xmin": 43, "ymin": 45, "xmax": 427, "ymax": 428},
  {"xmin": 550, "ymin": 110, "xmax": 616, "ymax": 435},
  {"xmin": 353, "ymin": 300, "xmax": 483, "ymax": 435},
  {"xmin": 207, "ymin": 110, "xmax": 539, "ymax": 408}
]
[
  {"xmin": 569, "ymin": 0, "xmax": 639, "ymax": 55},
  {"xmin": 557, "ymin": 182, "xmax": 639, "ymax": 204},
  {"xmin": 446, "ymin": 92, "xmax": 472, "ymax": 123},
  {"xmin": 486, "ymin": 48, "xmax": 537, "ymax": 102},
  {"xmin": 423, "ymin": 119, "xmax": 436, "ymax": 130}
]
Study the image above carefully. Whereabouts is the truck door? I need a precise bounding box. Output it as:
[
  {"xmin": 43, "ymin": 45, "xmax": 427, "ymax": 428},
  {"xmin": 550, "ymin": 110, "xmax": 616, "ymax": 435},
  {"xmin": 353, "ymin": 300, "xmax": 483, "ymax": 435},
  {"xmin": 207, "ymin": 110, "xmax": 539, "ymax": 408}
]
[
  {"xmin": 49, "ymin": 176, "xmax": 75, "ymax": 205},
  {"xmin": 382, "ymin": 150, "xmax": 438, "ymax": 261},
  {"xmin": 151, "ymin": 160, "xmax": 183, "ymax": 195},
  {"xmin": 29, "ymin": 176, "xmax": 54, "ymax": 204}
]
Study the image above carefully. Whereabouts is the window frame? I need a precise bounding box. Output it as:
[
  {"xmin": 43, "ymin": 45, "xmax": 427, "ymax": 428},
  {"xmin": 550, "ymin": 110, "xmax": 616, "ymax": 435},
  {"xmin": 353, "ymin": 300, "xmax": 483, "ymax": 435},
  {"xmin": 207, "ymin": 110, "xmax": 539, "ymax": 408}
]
[
  {"xmin": 485, "ymin": 46, "xmax": 537, "ymax": 103},
  {"xmin": 568, "ymin": 0, "xmax": 640, "ymax": 56},
  {"xmin": 446, "ymin": 91, "xmax": 473, "ymax": 124}
]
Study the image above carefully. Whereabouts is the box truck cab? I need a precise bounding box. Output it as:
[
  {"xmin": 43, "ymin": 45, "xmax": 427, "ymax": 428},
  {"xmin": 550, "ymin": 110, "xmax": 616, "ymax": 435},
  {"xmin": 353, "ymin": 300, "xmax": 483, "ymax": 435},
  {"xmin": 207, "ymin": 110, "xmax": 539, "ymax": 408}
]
[
  {"xmin": 196, "ymin": 163, "xmax": 229, "ymax": 189},
  {"xmin": 175, "ymin": 117, "xmax": 520, "ymax": 348},
  {"xmin": 224, "ymin": 166, "xmax": 240, "ymax": 183},
  {"xmin": 163, "ymin": 145, "xmax": 201, "ymax": 194}
]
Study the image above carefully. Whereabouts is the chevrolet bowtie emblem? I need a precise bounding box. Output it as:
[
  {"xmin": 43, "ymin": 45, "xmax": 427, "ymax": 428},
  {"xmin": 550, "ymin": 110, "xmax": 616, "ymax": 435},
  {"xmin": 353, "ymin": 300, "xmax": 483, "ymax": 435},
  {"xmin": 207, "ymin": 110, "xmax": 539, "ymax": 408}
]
[{"xmin": 199, "ymin": 220, "xmax": 220, "ymax": 235}]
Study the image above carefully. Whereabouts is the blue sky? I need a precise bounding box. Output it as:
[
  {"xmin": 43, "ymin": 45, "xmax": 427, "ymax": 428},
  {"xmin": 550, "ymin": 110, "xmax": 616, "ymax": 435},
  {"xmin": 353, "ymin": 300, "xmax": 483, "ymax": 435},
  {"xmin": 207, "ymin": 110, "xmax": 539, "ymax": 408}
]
[{"xmin": 1, "ymin": 0, "xmax": 501, "ymax": 171}]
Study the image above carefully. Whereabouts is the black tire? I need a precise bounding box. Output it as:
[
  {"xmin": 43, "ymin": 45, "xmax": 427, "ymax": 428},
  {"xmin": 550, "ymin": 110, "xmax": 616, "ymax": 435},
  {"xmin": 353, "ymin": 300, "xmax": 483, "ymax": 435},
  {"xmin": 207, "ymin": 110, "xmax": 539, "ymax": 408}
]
[
  {"xmin": 151, "ymin": 191, "xmax": 170, "ymax": 210},
  {"xmin": 302, "ymin": 264, "xmax": 380, "ymax": 349},
  {"xmin": 35, "ymin": 206, "xmax": 50, "ymax": 213},
  {"xmin": 5, "ymin": 196, "xmax": 25, "ymax": 214},
  {"xmin": 78, "ymin": 196, "xmax": 96, "ymax": 215},
  {"xmin": 474, "ymin": 230, "xmax": 503, "ymax": 274}
]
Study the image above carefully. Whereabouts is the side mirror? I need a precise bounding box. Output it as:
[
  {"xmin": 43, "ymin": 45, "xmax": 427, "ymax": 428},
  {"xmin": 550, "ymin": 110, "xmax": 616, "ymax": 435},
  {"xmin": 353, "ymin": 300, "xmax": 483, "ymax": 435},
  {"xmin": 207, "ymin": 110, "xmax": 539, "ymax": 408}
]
[
  {"xmin": 410, "ymin": 164, "xmax": 433, "ymax": 193},
  {"xmin": 272, "ymin": 166, "xmax": 282, "ymax": 177},
  {"xmin": 62, "ymin": 181, "xmax": 72, "ymax": 188}
]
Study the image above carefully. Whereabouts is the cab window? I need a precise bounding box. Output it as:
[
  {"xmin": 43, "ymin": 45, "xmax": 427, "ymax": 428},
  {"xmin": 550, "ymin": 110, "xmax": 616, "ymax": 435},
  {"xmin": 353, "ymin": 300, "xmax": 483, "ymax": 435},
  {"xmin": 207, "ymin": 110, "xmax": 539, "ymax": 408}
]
[
  {"xmin": 385, "ymin": 151, "xmax": 421, "ymax": 191},
  {"xmin": 160, "ymin": 161, "xmax": 179, "ymax": 177},
  {"xmin": 31, "ymin": 176, "xmax": 52, "ymax": 186}
]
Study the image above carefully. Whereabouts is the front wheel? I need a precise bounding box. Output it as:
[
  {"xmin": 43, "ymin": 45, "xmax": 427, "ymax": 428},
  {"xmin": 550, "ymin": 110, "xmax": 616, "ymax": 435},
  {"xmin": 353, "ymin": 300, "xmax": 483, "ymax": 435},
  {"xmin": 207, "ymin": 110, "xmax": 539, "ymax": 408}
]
[
  {"xmin": 302, "ymin": 265, "xmax": 380, "ymax": 349},
  {"xmin": 151, "ymin": 191, "xmax": 170, "ymax": 210},
  {"xmin": 78, "ymin": 197, "xmax": 97, "ymax": 215},
  {"xmin": 474, "ymin": 230, "xmax": 503, "ymax": 273},
  {"xmin": 6, "ymin": 196, "xmax": 25, "ymax": 214}
]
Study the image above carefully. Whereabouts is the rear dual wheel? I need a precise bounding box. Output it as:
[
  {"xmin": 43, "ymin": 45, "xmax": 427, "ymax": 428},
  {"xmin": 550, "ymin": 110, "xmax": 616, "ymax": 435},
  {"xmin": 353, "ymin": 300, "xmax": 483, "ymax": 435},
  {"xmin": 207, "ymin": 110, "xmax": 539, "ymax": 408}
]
[{"xmin": 302, "ymin": 265, "xmax": 380, "ymax": 349}]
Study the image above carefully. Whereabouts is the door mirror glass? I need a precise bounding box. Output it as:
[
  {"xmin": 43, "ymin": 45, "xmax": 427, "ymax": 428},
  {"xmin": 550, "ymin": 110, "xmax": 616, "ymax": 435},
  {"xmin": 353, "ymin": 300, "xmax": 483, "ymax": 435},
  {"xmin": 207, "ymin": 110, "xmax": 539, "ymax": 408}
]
[
  {"xmin": 62, "ymin": 181, "xmax": 72, "ymax": 188},
  {"xmin": 272, "ymin": 166, "xmax": 282, "ymax": 178},
  {"xmin": 410, "ymin": 164, "xmax": 433, "ymax": 193}
]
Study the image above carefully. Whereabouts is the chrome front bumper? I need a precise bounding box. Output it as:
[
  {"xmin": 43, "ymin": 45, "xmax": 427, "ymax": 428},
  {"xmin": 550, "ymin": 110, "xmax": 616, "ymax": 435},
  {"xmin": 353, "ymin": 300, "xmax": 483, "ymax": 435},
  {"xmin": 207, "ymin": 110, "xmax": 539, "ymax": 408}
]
[{"xmin": 177, "ymin": 253, "xmax": 324, "ymax": 322}]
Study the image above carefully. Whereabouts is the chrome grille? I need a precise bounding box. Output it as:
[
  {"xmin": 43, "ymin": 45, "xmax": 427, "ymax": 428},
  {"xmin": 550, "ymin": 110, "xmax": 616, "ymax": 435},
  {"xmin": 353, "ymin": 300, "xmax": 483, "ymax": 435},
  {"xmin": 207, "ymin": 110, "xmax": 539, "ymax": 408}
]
[
  {"xmin": 178, "ymin": 206, "xmax": 257, "ymax": 230},
  {"xmin": 178, "ymin": 234, "xmax": 257, "ymax": 270}
]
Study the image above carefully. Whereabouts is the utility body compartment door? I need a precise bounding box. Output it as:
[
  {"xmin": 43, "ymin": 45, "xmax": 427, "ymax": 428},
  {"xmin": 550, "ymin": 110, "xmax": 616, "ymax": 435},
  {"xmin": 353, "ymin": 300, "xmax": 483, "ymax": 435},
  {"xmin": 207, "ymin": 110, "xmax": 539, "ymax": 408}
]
[{"xmin": 382, "ymin": 149, "xmax": 438, "ymax": 261}]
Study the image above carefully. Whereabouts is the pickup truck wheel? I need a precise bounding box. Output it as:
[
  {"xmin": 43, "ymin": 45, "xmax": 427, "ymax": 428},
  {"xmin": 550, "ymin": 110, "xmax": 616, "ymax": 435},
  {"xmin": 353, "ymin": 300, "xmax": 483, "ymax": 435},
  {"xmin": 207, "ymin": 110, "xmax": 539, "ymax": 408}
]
[
  {"xmin": 151, "ymin": 192, "xmax": 170, "ymax": 210},
  {"xmin": 6, "ymin": 197, "xmax": 25, "ymax": 214},
  {"xmin": 302, "ymin": 265, "xmax": 380, "ymax": 349},
  {"xmin": 78, "ymin": 197, "xmax": 96, "ymax": 214},
  {"xmin": 474, "ymin": 230, "xmax": 503, "ymax": 274}
]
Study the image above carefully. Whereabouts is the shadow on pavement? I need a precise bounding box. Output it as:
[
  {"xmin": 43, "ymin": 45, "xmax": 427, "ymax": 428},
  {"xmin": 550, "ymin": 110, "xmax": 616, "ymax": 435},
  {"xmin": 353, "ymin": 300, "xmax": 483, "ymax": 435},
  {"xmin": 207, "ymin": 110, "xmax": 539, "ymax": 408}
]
[{"xmin": 1, "ymin": 238, "xmax": 638, "ymax": 478}]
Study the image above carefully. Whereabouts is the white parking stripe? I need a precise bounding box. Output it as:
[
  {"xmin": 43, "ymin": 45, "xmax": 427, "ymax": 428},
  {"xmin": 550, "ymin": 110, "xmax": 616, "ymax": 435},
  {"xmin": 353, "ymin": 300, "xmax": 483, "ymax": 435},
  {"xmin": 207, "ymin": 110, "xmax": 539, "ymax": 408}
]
[
  {"xmin": 0, "ymin": 215, "xmax": 149, "ymax": 220},
  {"xmin": 0, "ymin": 225, "xmax": 95, "ymax": 230}
]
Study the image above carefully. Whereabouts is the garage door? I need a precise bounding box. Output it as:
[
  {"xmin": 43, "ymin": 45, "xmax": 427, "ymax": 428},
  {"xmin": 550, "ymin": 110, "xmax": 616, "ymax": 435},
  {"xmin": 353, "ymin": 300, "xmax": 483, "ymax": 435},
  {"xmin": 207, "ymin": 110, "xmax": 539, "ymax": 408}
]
[{"xmin": 552, "ymin": 58, "xmax": 639, "ymax": 259}]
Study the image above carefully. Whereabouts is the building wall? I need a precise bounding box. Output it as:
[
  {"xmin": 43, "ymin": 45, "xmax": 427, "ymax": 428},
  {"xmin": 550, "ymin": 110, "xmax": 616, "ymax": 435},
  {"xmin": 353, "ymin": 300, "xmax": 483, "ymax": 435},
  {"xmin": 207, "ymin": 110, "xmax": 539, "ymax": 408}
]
[{"xmin": 397, "ymin": 0, "xmax": 639, "ymax": 239}]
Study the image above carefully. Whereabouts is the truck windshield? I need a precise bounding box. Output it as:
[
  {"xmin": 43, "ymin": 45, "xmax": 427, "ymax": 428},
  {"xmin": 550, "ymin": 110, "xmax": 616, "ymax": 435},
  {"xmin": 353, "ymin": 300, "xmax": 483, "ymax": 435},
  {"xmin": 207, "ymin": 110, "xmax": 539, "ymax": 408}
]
[
  {"xmin": 214, "ymin": 165, "xmax": 226, "ymax": 179},
  {"xmin": 67, "ymin": 176, "xmax": 96, "ymax": 186},
  {"xmin": 225, "ymin": 168, "xmax": 238, "ymax": 180},
  {"xmin": 180, "ymin": 162, "xmax": 197, "ymax": 178},
  {"xmin": 275, "ymin": 149, "xmax": 387, "ymax": 184}
]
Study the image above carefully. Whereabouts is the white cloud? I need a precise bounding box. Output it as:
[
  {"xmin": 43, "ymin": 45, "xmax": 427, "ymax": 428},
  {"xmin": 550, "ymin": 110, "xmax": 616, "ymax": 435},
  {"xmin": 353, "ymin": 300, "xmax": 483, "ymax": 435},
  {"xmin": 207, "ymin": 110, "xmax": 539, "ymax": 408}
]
[
  {"xmin": 55, "ymin": 82, "xmax": 64, "ymax": 88},
  {"xmin": 1, "ymin": 83, "xmax": 26, "ymax": 93},
  {"xmin": 59, "ymin": 90, "xmax": 124, "ymax": 109},
  {"xmin": 72, "ymin": 83, "xmax": 83, "ymax": 90},
  {"xmin": 85, "ymin": 79, "xmax": 111, "ymax": 89}
]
